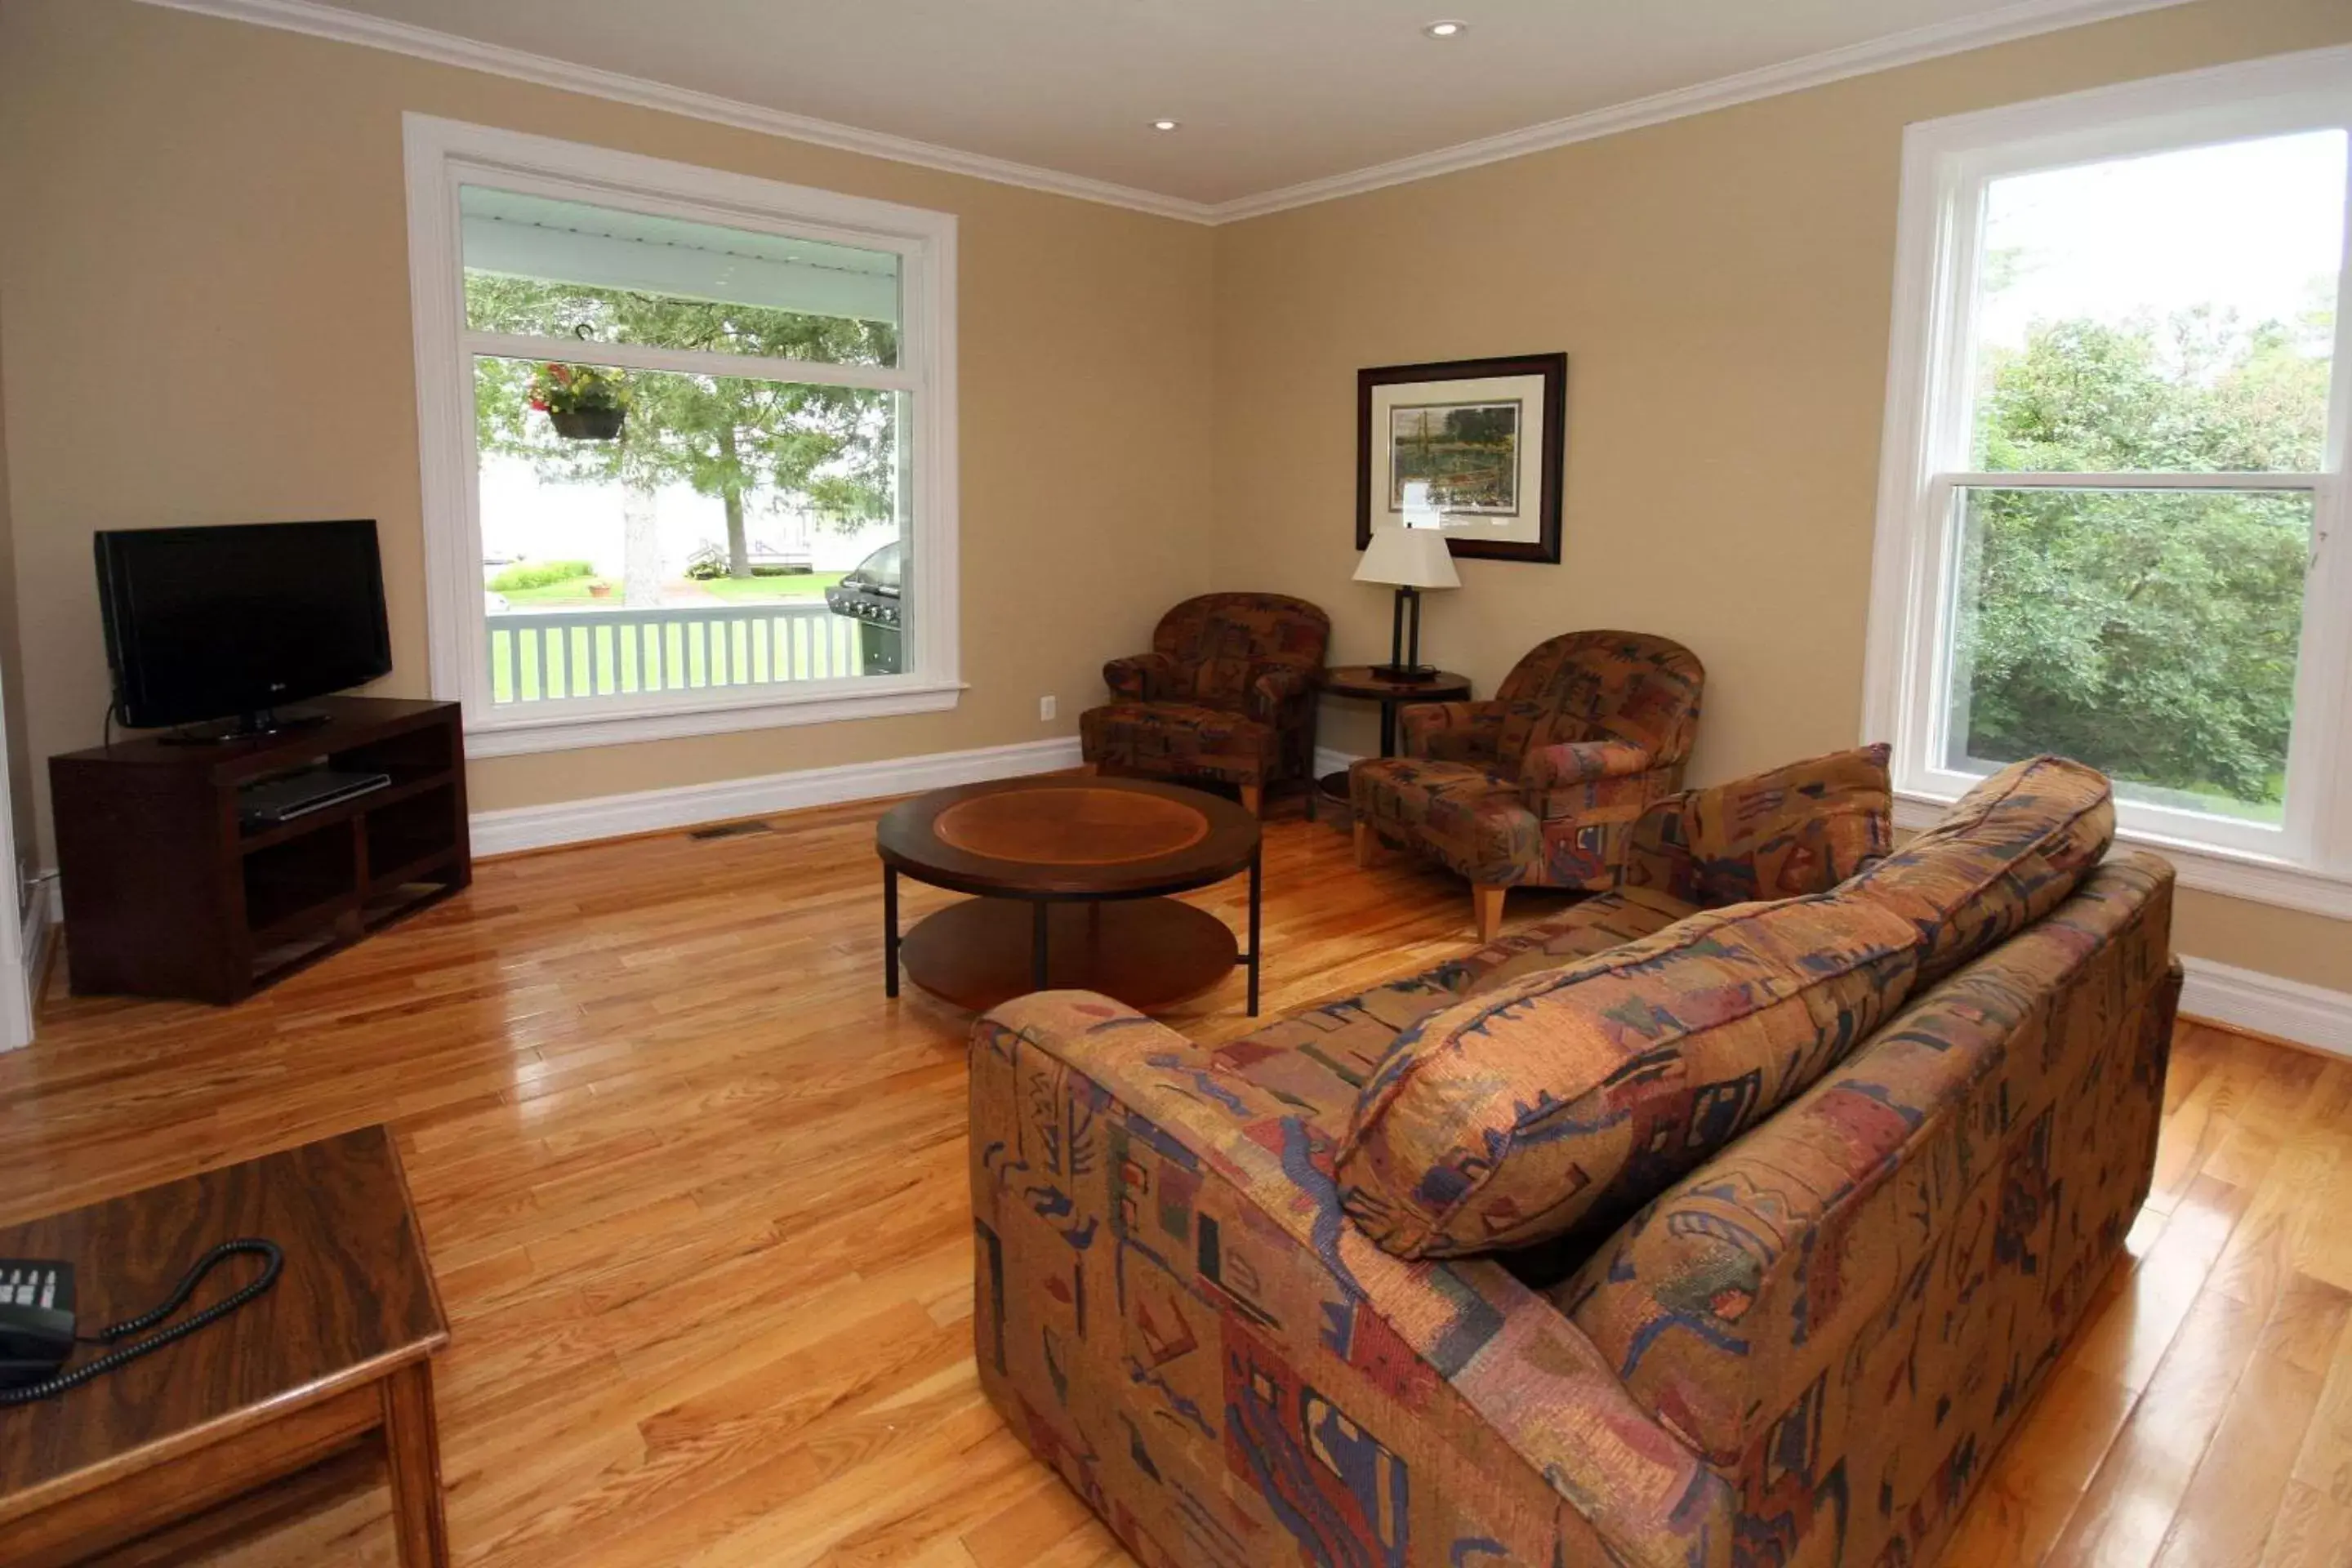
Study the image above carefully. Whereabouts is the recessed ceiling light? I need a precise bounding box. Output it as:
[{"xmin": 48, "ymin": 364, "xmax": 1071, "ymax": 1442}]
[
  {"xmin": 1423, "ymin": 20, "xmax": 1467, "ymax": 38},
  {"xmin": 1151, "ymin": 118, "xmax": 1181, "ymax": 132}
]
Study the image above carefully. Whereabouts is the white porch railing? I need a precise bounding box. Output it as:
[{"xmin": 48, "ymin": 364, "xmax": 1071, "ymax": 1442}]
[{"xmin": 487, "ymin": 604, "xmax": 866, "ymax": 705}]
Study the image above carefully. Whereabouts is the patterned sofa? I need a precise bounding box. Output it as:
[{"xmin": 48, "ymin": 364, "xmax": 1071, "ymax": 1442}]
[
  {"xmin": 969, "ymin": 748, "xmax": 2179, "ymax": 1568},
  {"xmin": 1352, "ymin": 630, "xmax": 1705, "ymax": 939},
  {"xmin": 1081, "ymin": 593, "xmax": 1332, "ymax": 817}
]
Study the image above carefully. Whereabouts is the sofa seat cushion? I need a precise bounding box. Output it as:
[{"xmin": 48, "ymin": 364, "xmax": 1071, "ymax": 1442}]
[
  {"xmin": 1206, "ymin": 971, "xmax": 1462, "ymax": 1136},
  {"xmin": 1078, "ymin": 700, "xmax": 1276, "ymax": 786},
  {"xmin": 1337, "ymin": 894, "xmax": 1925, "ymax": 1259},
  {"xmin": 1459, "ymin": 887, "xmax": 1699, "ymax": 996},
  {"xmin": 1846, "ymin": 755, "xmax": 2113, "ymax": 985},
  {"xmin": 1204, "ymin": 889, "xmax": 1701, "ymax": 1138}
]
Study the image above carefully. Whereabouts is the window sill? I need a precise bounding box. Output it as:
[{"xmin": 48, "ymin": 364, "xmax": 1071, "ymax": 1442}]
[
  {"xmin": 1894, "ymin": 792, "xmax": 2352, "ymax": 921},
  {"xmin": 461, "ymin": 680, "xmax": 966, "ymax": 759}
]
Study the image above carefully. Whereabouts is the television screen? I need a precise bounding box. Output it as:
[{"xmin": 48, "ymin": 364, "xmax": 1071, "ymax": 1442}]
[{"xmin": 95, "ymin": 519, "xmax": 393, "ymax": 730}]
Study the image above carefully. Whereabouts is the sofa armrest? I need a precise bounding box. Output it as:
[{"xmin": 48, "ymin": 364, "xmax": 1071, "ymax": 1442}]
[
  {"xmin": 1245, "ymin": 661, "xmax": 1316, "ymax": 724},
  {"xmin": 1520, "ymin": 737, "xmax": 1655, "ymax": 792},
  {"xmin": 970, "ymin": 992, "xmax": 1733, "ymax": 1568},
  {"xmin": 1399, "ymin": 699, "xmax": 1503, "ymax": 762},
  {"xmin": 1556, "ymin": 855, "xmax": 2176, "ymax": 1475},
  {"xmin": 1103, "ymin": 651, "xmax": 1177, "ymax": 702},
  {"xmin": 1621, "ymin": 743, "xmax": 1894, "ymax": 907}
]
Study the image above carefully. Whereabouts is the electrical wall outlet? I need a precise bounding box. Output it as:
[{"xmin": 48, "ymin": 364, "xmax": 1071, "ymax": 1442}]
[{"xmin": 1039, "ymin": 695, "xmax": 1058, "ymax": 721}]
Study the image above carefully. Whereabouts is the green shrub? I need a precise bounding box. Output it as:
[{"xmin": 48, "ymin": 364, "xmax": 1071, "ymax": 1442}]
[{"xmin": 488, "ymin": 559, "xmax": 594, "ymax": 591}]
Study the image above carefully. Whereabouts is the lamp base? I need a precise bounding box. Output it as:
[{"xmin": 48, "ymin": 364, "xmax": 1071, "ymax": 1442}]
[{"xmin": 1368, "ymin": 663, "xmax": 1441, "ymax": 684}]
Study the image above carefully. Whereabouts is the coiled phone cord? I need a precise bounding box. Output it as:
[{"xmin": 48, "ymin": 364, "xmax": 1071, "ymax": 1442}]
[{"xmin": 0, "ymin": 1239, "xmax": 283, "ymax": 1405}]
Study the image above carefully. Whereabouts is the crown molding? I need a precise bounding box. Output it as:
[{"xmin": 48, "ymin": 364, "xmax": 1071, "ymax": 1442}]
[
  {"xmin": 1207, "ymin": 0, "xmax": 2204, "ymax": 221},
  {"xmin": 136, "ymin": 0, "xmax": 1222, "ymax": 224},
  {"xmin": 140, "ymin": 0, "xmax": 2203, "ymax": 228}
]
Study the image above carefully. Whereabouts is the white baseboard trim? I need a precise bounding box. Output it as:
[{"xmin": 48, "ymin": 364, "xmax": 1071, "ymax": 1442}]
[
  {"xmin": 1314, "ymin": 746, "xmax": 1363, "ymax": 781},
  {"xmin": 468, "ymin": 736, "xmax": 1085, "ymax": 857},
  {"xmin": 20, "ymin": 888, "xmax": 55, "ymax": 997},
  {"xmin": 2178, "ymin": 956, "xmax": 2352, "ymax": 1059}
]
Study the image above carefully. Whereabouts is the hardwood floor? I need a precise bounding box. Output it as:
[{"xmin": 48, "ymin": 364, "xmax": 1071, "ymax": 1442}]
[{"xmin": 2, "ymin": 791, "xmax": 2344, "ymax": 1566}]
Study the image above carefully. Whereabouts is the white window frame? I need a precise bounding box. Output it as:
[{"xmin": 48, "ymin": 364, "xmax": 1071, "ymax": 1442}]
[
  {"xmin": 401, "ymin": 114, "xmax": 960, "ymax": 758},
  {"xmin": 1865, "ymin": 45, "xmax": 2352, "ymax": 920}
]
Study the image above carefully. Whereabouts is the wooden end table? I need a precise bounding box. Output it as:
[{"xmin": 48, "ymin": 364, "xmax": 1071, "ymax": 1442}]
[
  {"xmin": 877, "ymin": 776, "xmax": 1263, "ymax": 1016},
  {"xmin": 1310, "ymin": 666, "xmax": 1473, "ymax": 820},
  {"xmin": 0, "ymin": 1127, "xmax": 450, "ymax": 1567}
]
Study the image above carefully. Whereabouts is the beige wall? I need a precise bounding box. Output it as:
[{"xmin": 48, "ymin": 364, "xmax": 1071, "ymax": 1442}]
[
  {"xmin": 2, "ymin": 0, "xmax": 2348, "ymax": 991},
  {"xmin": 0, "ymin": 0, "xmax": 1216, "ymax": 856},
  {"xmin": 0, "ymin": 309, "xmax": 33, "ymax": 914},
  {"xmin": 1212, "ymin": 0, "xmax": 2352, "ymax": 992}
]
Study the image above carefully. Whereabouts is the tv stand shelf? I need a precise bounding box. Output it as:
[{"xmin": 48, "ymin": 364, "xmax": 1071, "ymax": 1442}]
[{"xmin": 51, "ymin": 697, "xmax": 471, "ymax": 1005}]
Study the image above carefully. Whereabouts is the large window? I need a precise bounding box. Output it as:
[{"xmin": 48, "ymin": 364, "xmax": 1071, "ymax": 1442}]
[
  {"xmin": 403, "ymin": 117, "xmax": 959, "ymax": 755},
  {"xmin": 1868, "ymin": 51, "xmax": 2352, "ymax": 913}
]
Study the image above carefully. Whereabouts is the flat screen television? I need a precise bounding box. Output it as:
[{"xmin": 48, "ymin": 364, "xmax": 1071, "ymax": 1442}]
[{"xmin": 95, "ymin": 519, "xmax": 393, "ymax": 735}]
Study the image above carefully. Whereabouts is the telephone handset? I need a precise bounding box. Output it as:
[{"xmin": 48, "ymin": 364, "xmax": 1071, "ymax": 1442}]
[{"xmin": 0, "ymin": 1240, "xmax": 284, "ymax": 1405}]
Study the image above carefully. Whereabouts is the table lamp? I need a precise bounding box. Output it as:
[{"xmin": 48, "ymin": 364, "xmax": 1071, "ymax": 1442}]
[{"xmin": 1354, "ymin": 522, "xmax": 1459, "ymax": 683}]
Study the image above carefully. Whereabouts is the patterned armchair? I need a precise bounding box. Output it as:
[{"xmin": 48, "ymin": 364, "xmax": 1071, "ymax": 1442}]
[
  {"xmin": 1351, "ymin": 629, "xmax": 1704, "ymax": 938},
  {"xmin": 1080, "ymin": 593, "xmax": 1330, "ymax": 816}
]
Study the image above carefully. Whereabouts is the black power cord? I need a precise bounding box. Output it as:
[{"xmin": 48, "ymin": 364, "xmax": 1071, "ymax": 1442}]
[{"xmin": 0, "ymin": 1239, "xmax": 283, "ymax": 1405}]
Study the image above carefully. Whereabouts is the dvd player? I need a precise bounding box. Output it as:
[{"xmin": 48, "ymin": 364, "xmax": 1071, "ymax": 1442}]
[{"xmin": 237, "ymin": 768, "xmax": 393, "ymax": 829}]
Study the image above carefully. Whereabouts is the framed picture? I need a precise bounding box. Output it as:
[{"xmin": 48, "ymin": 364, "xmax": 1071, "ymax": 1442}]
[{"xmin": 1356, "ymin": 353, "xmax": 1566, "ymax": 564}]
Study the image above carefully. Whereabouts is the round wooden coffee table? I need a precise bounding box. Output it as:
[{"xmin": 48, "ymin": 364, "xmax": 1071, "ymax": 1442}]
[{"xmin": 875, "ymin": 777, "xmax": 1263, "ymax": 1015}]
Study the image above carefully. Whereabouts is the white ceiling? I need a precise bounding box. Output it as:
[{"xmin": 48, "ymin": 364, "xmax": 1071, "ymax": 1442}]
[{"xmin": 243, "ymin": 0, "xmax": 2185, "ymax": 210}]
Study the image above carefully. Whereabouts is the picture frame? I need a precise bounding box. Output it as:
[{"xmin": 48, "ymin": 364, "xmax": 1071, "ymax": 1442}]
[{"xmin": 1356, "ymin": 353, "xmax": 1566, "ymax": 564}]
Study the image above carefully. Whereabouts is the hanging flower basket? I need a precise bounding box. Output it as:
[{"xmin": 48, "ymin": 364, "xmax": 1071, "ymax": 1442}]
[
  {"xmin": 529, "ymin": 359, "xmax": 629, "ymax": 442},
  {"xmin": 549, "ymin": 406, "xmax": 626, "ymax": 441}
]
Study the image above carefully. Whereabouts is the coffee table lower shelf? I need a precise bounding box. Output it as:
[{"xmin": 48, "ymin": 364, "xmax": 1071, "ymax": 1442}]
[{"xmin": 899, "ymin": 897, "xmax": 1238, "ymax": 1014}]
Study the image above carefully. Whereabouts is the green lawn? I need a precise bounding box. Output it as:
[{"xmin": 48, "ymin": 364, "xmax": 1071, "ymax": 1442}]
[
  {"xmin": 497, "ymin": 574, "xmax": 603, "ymax": 605},
  {"xmin": 494, "ymin": 572, "xmax": 844, "ymax": 607},
  {"xmin": 698, "ymin": 572, "xmax": 844, "ymax": 600}
]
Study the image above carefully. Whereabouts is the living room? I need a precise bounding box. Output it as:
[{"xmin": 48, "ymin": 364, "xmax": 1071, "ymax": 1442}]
[{"xmin": 1, "ymin": 0, "xmax": 2349, "ymax": 1563}]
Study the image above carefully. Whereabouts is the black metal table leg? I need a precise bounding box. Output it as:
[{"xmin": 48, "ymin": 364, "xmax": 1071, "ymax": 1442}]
[
  {"xmin": 1245, "ymin": 847, "xmax": 1263, "ymax": 1016},
  {"xmin": 883, "ymin": 863, "xmax": 899, "ymax": 999},
  {"xmin": 1378, "ymin": 699, "xmax": 1398, "ymax": 759},
  {"xmin": 1032, "ymin": 901, "xmax": 1051, "ymax": 992}
]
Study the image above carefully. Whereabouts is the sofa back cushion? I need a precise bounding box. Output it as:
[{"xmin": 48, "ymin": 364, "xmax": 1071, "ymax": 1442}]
[
  {"xmin": 1845, "ymin": 755, "xmax": 2113, "ymax": 985},
  {"xmin": 1553, "ymin": 853, "xmax": 2178, "ymax": 1468},
  {"xmin": 1336, "ymin": 893, "xmax": 1923, "ymax": 1259},
  {"xmin": 1152, "ymin": 593, "xmax": 1330, "ymax": 707}
]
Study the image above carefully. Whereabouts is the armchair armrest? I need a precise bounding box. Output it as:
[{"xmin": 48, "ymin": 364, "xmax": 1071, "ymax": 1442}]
[
  {"xmin": 1399, "ymin": 699, "xmax": 1504, "ymax": 762},
  {"xmin": 1102, "ymin": 651, "xmax": 1176, "ymax": 702},
  {"xmin": 1245, "ymin": 662, "xmax": 1316, "ymax": 724},
  {"xmin": 970, "ymin": 993, "xmax": 1732, "ymax": 1568},
  {"xmin": 1621, "ymin": 743, "xmax": 1893, "ymax": 906},
  {"xmin": 1520, "ymin": 737, "xmax": 1655, "ymax": 792}
]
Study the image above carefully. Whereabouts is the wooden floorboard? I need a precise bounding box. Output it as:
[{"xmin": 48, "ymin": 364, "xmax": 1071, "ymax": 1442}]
[{"xmin": 1, "ymin": 791, "xmax": 2341, "ymax": 1566}]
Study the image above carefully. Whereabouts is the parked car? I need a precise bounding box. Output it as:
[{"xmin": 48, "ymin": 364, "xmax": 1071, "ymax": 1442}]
[{"xmin": 824, "ymin": 541, "xmax": 902, "ymax": 675}]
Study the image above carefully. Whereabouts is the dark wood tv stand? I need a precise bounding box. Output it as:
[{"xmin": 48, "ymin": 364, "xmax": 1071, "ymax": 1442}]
[{"xmin": 50, "ymin": 697, "xmax": 471, "ymax": 1004}]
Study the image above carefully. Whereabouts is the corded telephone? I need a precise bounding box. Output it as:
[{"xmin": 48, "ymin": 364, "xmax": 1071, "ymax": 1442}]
[{"xmin": 0, "ymin": 1241, "xmax": 284, "ymax": 1405}]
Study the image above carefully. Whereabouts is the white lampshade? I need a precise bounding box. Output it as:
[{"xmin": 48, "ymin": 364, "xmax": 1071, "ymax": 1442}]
[{"xmin": 1354, "ymin": 528, "xmax": 1461, "ymax": 590}]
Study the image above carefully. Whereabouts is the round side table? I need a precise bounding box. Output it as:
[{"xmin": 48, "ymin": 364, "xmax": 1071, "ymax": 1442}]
[{"xmin": 1311, "ymin": 666, "xmax": 1473, "ymax": 821}]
